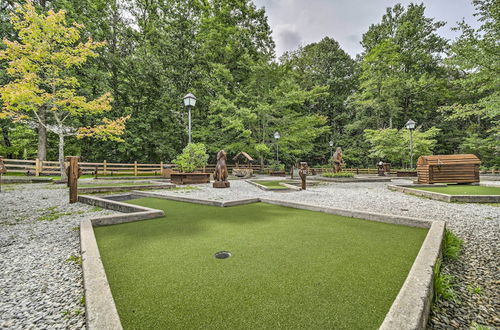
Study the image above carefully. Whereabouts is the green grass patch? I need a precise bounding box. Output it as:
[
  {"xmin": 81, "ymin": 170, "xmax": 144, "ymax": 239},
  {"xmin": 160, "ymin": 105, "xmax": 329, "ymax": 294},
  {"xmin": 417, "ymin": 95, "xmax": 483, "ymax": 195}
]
[
  {"xmin": 442, "ymin": 230, "xmax": 463, "ymax": 260},
  {"xmin": 38, "ymin": 207, "xmax": 73, "ymax": 221},
  {"xmin": 94, "ymin": 198, "xmax": 428, "ymax": 329},
  {"xmin": 415, "ymin": 185, "xmax": 500, "ymax": 196},
  {"xmin": 254, "ymin": 180, "xmax": 289, "ymax": 189}
]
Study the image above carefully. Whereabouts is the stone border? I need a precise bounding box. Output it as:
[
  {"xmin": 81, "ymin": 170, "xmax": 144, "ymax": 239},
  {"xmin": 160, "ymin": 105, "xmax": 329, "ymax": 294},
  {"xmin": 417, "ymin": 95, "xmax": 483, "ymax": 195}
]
[
  {"xmin": 79, "ymin": 192, "xmax": 445, "ymax": 330},
  {"xmin": 388, "ymin": 184, "xmax": 500, "ymax": 203},
  {"xmin": 78, "ymin": 183, "xmax": 175, "ymax": 194},
  {"xmin": 1, "ymin": 176, "xmax": 53, "ymax": 184}
]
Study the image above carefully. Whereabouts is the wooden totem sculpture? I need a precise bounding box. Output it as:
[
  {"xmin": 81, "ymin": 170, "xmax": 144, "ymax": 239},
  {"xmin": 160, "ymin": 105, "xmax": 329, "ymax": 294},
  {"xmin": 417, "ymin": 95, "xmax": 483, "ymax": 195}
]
[
  {"xmin": 213, "ymin": 150, "xmax": 230, "ymax": 188},
  {"xmin": 299, "ymin": 162, "xmax": 308, "ymax": 190},
  {"xmin": 332, "ymin": 147, "xmax": 344, "ymax": 173}
]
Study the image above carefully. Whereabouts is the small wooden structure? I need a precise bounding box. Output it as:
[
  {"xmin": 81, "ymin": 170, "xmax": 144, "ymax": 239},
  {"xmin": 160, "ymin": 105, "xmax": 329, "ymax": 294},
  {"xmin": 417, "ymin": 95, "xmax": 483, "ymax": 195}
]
[
  {"xmin": 170, "ymin": 173, "xmax": 210, "ymax": 185},
  {"xmin": 417, "ymin": 154, "xmax": 480, "ymax": 184},
  {"xmin": 232, "ymin": 152, "xmax": 254, "ymax": 178}
]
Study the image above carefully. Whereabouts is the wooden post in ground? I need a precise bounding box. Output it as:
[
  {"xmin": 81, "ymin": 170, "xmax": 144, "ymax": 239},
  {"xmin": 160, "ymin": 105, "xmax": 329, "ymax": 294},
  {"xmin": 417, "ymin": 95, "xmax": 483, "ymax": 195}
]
[
  {"xmin": 66, "ymin": 156, "xmax": 80, "ymax": 203},
  {"xmin": 103, "ymin": 160, "xmax": 107, "ymax": 176},
  {"xmin": 35, "ymin": 158, "xmax": 41, "ymax": 176},
  {"xmin": 160, "ymin": 161, "xmax": 163, "ymax": 176},
  {"xmin": 134, "ymin": 161, "xmax": 138, "ymax": 176}
]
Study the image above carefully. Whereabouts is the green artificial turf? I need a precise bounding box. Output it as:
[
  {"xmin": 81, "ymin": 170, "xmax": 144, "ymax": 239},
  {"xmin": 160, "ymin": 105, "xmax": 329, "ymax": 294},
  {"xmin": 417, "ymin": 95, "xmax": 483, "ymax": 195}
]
[
  {"xmin": 254, "ymin": 180, "xmax": 290, "ymax": 189},
  {"xmin": 94, "ymin": 198, "xmax": 428, "ymax": 330},
  {"xmin": 415, "ymin": 185, "xmax": 500, "ymax": 195}
]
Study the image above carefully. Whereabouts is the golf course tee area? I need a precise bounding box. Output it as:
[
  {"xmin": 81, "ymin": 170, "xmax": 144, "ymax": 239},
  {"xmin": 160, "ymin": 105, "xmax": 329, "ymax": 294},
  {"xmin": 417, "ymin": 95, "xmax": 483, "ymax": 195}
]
[{"xmin": 94, "ymin": 198, "xmax": 428, "ymax": 329}]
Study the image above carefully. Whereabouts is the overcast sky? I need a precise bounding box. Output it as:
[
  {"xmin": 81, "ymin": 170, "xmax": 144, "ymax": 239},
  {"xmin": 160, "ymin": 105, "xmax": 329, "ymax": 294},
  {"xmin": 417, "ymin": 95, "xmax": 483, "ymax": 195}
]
[{"xmin": 253, "ymin": 0, "xmax": 481, "ymax": 57}]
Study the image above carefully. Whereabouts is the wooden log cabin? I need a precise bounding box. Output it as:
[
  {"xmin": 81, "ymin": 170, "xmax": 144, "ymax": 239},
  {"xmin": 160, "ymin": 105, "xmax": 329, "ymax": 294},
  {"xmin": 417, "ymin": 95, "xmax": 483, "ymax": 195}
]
[{"xmin": 417, "ymin": 154, "xmax": 480, "ymax": 184}]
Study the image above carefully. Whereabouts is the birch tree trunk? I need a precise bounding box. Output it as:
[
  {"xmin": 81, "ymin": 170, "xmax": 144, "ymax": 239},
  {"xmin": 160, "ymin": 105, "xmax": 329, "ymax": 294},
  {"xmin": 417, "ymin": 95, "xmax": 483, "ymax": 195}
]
[
  {"xmin": 37, "ymin": 107, "xmax": 47, "ymax": 161},
  {"xmin": 58, "ymin": 133, "xmax": 66, "ymax": 180}
]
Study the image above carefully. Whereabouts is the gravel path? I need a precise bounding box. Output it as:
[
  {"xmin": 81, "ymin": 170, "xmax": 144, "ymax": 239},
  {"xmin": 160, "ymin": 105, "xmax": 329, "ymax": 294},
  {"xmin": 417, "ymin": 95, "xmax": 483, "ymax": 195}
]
[
  {"xmin": 0, "ymin": 183, "xmax": 117, "ymax": 329},
  {"xmin": 150, "ymin": 178, "xmax": 500, "ymax": 329},
  {"xmin": 0, "ymin": 178, "xmax": 498, "ymax": 329}
]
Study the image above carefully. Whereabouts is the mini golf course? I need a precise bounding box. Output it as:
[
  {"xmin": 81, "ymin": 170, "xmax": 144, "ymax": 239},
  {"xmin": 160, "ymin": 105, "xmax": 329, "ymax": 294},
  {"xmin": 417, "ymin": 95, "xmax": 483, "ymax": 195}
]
[
  {"xmin": 414, "ymin": 185, "xmax": 500, "ymax": 195},
  {"xmin": 94, "ymin": 198, "xmax": 428, "ymax": 329}
]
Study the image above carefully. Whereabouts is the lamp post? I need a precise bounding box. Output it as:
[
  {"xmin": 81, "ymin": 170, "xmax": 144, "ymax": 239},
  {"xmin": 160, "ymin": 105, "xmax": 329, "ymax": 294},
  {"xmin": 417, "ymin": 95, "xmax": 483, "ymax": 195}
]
[
  {"xmin": 329, "ymin": 140, "xmax": 334, "ymax": 159},
  {"xmin": 274, "ymin": 131, "xmax": 280, "ymax": 163},
  {"xmin": 183, "ymin": 93, "xmax": 197, "ymax": 144},
  {"xmin": 405, "ymin": 119, "xmax": 416, "ymax": 168}
]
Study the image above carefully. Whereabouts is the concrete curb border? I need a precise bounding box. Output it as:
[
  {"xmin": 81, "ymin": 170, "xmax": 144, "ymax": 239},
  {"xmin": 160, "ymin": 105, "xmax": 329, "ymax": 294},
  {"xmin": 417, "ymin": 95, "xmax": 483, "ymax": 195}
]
[
  {"xmin": 78, "ymin": 183, "xmax": 175, "ymax": 194},
  {"xmin": 388, "ymin": 184, "xmax": 500, "ymax": 203},
  {"xmin": 79, "ymin": 192, "xmax": 445, "ymax": 330}
]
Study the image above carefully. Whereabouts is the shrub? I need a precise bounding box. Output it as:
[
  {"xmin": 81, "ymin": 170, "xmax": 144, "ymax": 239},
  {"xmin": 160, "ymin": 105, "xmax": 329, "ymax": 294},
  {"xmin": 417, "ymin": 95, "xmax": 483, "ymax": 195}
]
[
  {"xmin": 269, "ymin": 160, "xmax": 285, "ymax": 172},
  {"xmin": 442, "ymin": 230, "xmax": 463, "ymax": 260},
  {"xmin": 322, "ymin": 172, "xmax": 355, "ymax": 178},
  {"xmin": 173, "ymin": 143, "xmax": 209, "ymax": 173}
]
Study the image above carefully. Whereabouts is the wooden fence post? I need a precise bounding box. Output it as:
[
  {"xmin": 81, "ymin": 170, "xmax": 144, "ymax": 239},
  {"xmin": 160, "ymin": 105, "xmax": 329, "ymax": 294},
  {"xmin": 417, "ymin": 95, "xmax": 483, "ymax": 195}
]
[
  {"xmin": 134, "ymin": 161, "xmax": 138, "ymax": 176},
  {"xmin": 35, "ymin": 158, "xmax": 41, "ymax": 176},
  {"xmin": 66, "ymin": 156, "xmax": 80, "ymax": 204},
  {"xmin": 103, "ymin": 160, "xmax": 107, "ymax": 176}
]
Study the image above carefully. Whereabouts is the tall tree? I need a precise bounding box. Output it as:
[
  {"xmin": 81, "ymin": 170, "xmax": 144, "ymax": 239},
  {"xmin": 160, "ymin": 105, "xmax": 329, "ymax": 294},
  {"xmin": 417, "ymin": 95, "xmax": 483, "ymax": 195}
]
[
  {"xmin": 349, "ymin": 3, "xmax": 450, "ymax": 130},
  {"xmin": 0, "ymin": 1, "xmax": 128, "ymax": 177},
  {"xmin": 439, "ymin": 0, "xmax": 499, "ymax": 167}
]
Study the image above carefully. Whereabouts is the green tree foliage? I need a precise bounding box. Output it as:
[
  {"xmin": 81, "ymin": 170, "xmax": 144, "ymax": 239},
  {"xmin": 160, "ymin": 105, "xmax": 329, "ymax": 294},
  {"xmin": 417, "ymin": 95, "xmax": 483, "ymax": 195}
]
[
  {"xmin": 1, "ymin": 0, "xmax": 497, "ymax": 170},
  {"xmin": 439, "ymin": 0, "xmax": 499, "ymax": 167},
  {"xmin": 173, "ymin": 143, "xmax": 209, "ymax": 173},
  {"xmin": 364, "ymin": 127, "xmax": 440, "ymax": 167},
  {"xmin": 349, "ymin": 3, "xmax": 450, "ymax": 130},
  {"xmin": 0, "ymin": 1, "xmax": 127, "ymax": 177}
]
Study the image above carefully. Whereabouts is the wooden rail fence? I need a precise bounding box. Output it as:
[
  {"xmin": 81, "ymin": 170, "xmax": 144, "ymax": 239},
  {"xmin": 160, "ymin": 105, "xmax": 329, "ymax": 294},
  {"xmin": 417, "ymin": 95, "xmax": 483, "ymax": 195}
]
[{"xmin": 2, "ymin": 158, "xmax": 499, "ymax": 177}]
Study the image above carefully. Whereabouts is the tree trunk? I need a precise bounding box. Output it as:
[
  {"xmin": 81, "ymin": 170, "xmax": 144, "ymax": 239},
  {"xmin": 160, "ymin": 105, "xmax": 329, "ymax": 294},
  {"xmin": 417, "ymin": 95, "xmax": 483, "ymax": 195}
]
[
  {"xmin": 37, "ymin": 107, "xmax": 47, "ymax": 161},
  {"xmin": 58, "ymin": 133, "xmax": 66, "ymax": 180},
  {"xmin": 1, "ymin": 125, "xmax": 13, "ymax": 158}
]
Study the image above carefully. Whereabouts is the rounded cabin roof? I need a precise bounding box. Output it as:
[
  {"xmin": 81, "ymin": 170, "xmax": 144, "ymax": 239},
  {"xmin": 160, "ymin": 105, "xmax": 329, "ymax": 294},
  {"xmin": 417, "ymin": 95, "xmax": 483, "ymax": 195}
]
[{"xmin": 417, "ymin": 154, "xmax": 480, "ymax": 166}]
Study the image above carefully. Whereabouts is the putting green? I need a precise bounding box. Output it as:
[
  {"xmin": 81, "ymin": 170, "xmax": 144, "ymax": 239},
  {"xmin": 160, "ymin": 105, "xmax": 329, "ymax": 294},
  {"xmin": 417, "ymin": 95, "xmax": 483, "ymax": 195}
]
[
  {"xmin": 94, "ymin": 198, "xmax": 428, "ymax": 329},
  {"xmin": 254, "ymin": 180, "xmax": 290, "ymax": 189},
  {"xmin": 415, "ymin": 185, "xmax": 500, "ymax": 195}
]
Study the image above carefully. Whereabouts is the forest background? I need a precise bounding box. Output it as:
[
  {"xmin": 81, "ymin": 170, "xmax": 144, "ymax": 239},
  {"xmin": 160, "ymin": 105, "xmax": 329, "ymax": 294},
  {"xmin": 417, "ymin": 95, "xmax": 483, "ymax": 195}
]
[{"xmin": 0, "ymin": 0, "xmax": 498, "ymax": 169}]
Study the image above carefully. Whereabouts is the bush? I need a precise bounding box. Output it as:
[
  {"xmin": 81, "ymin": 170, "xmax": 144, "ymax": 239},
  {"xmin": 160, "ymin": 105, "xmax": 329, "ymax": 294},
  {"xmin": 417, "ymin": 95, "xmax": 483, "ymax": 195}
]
[
  {"xmin": 322, "ymin": 172, "xmax": 354, "ymax": 178},
  {"xmin": 173, "ymin": 143, "xmax": 209, "ymax": 173},
  {"xmin": 269, "ymin": 160, "xmax": 285, "ymax": 172}
]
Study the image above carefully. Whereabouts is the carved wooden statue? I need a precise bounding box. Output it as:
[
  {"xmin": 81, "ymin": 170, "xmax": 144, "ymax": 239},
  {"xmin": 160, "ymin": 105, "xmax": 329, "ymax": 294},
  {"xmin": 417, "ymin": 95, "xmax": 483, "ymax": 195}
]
[
  {"xmin": 213, "ymin": 150, "xmax": 230, "ymax": 188},
  {"xmin": 299, "ymin": 162, "xmax": 308, "ymax": 190},
  {"xmin": 332, "ymin": 147, "xmax": 344, "ymax": 173}
]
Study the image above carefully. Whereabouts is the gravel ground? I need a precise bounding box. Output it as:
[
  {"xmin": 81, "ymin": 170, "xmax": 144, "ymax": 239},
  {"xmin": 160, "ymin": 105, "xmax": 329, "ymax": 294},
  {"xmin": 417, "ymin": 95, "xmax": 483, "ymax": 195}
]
[
  {"xmin": 0, "ymin": 183, "xmax": 117, "ymax": 329},
  {"xmin": 0, "ymin": 178, "xmax": 498, "ymax": 329},
  {"xmin": 150, "ymin": 177, "xmax": 500, "ymax": 330}
]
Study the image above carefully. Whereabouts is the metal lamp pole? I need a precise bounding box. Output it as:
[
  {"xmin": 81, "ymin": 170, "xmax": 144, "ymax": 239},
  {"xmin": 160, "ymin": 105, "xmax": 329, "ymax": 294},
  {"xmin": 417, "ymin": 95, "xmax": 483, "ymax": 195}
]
[
  {"xmin": 405, "ymin": 119, "xmax": 416, "ymax": 168},
  {"xmin": 329, "ymin": 140, "xmax": 334, "ymax": 159},
  {"xmin": 274, "ymin": 131, "xmax": 280, "ymax": 163},
  {"xmin": 183, "ymin": 93, "xmax": 197, "ymax": 144}
]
